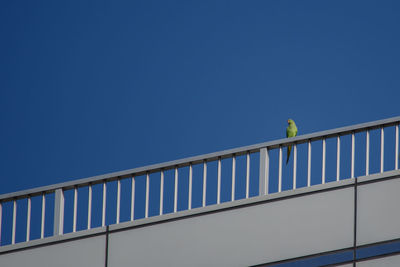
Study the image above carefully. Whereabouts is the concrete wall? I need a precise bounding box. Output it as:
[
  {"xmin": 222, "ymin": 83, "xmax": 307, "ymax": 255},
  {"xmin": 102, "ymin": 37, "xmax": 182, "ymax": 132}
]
[
  {"xmin": 0, "ymin": 235, "xmax": 105, "ymax": 267},
  {"xmin": 108, "ymin": 188, "xmax": 353, "ymax": 267},
  {"xmin": 357, "ymin": 254, "xmax": 400, "ymax": 267},
  {"xmin": 357, "ymin": 177, "xmax": 400, "ymax": 246}
]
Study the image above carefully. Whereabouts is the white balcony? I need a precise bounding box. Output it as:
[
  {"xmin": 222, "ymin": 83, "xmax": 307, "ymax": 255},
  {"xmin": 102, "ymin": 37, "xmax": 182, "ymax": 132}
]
[{"xmin": 0, "ymin": 116, "xmax": 399, "ymax": 266}]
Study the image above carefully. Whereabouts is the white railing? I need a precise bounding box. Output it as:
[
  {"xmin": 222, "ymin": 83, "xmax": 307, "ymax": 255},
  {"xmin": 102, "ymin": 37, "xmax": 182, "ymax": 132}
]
[{"xmin": 0, "ymin": 116, "xmax": 399, "ymax": 246}]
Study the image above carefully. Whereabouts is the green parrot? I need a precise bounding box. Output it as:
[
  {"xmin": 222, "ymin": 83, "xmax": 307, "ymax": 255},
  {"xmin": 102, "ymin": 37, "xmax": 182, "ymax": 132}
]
[{"xmin": 286, "ymin": 119, "xmax": 298, "ymax": 165}]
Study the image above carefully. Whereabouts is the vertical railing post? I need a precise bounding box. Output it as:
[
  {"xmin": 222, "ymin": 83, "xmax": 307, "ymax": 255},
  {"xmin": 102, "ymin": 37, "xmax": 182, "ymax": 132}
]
[
  {"xmin": 307, "ymin": 141, "xmax": 312, "ymax": 187},
  {"xmin": 217, "ymin": 158, "xmax": 221, "ymax": 204},
  {"xmin": 54, "ymin": 189, "xmax": 64, "ymax": 235},
  {"xmin": 293, "ymin": 144, "xmax": 297, "ymax": 189},
  {"xmin": 88, "ymin": 184, "xmax": 92, "ymax": 229},
  {"xmin": 202, "ymin": 161, "xmax": 207, "ymax": 207},
  {"xmin": 366, "ymin": 130, "xmax": 370, "ymax": 176},
  {"xmin": 337, "ymin": 136, "xmax": 341, "ymax": 181},
  {"xmin": 380, "ymin": 127, "xmax": 384, "ymax": 173},
  {"xmin": 189, "ymin": 164, "xmax": 193, "ymax": 209},
  {"xmin": 396, "ymin": 124, "xmax": 399, "ymax": 170},
  {"xmin": 246, "ymin": 152, "xmax": 251, "ymax": 197},
  {"xmin": 351, "ymin": 133, "xmax": 355, "ymax": 178},
  {"xmin": 12, "ymin": 200, "xmax": 16, "ymax": 244},
  {"xmin": 278, "ymin": 146, "xmax": 282, "ymax": 192},
  {"xmin": 116, "ymin": 180, "xmax": 121, "ymax": 224},
  {"xmin": 73, "ymin": 187, "xmax": 78, "ymax": 232},
  {"xmin": 231, "ymin": 154, "xmax": 236, "ymax": 201},
  {"xmin": 131, "ymin": 176, "xmax": 135, "ymax": 221},
  {"xmin": 26, "ymin": 197, "xmax": 31, "ymax": 241},
  {"xmin": 0, "ymin": 202, "xmax": 2, "ymax": 245},
  {"xmin": 160, "ymin": 171, "xmax": 164, "ymax": 215},
  {"xmin": 174, "ymin": 167, "xmax": 179, "ymax": 212},
  {"xmin": 322, "ymin": 138, "xmax": 326, "ymax": 184},
  {"xmin": 231, "ymin": 155, "xmax": 236, "ymax": 201},
  {"xmin": 102, "ymin": 181, "xmax": 107, "ymax": 227},
  {"xmin": 145, "ymin": 173, "xmax": 150, "ymax": 218},
  {"xmin": 259, "ymin": 148, "xmax": 269, "ymax": 196},
  {"xmin": 41, "ymin": 193, "xmax": 46, "ymax": 239}
]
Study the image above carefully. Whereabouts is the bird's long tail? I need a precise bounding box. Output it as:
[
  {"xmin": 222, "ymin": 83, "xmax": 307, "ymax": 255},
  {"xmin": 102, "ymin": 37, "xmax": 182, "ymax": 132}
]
[{"xmin": 286, "ymin": 145, "xmax": 292, "ymax": 165}]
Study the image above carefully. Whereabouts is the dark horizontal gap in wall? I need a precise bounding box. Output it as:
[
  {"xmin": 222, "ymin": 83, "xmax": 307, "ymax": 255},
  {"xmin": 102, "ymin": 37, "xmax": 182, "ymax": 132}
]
[
  {"xmin": 326, "ymin": 240, "xmax": 400, "ymax": 266},
  {"xmin": 356, "ymin": 238, "xmax": 400, "ymax": 262},
  {"xmin": 250, "ymin": 248, "xmax": 353, "ymax": 267},
  {"xmin": 252, "ymin": 238, "xmax": 400, "ymax": 267}
]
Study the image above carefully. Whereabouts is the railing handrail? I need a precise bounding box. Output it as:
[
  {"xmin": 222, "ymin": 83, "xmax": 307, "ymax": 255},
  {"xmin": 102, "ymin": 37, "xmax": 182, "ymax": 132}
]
[{"xmin": 1, "ymin": 115, "xmax": 399, "ymax": 202}]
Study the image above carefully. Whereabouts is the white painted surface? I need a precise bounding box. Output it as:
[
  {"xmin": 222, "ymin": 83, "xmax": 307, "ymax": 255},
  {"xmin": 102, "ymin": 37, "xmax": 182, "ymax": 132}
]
[
  {"xmin": 0, "ymin": 236, "xmax": 105, "ymax": 267},
  {"xmin": 357, "ymin": 254, "xmax": 400, "ymax": 267},
  {"xmin": 357, "ymin": 178, "xmax": 400, "ymax": 245},
  {"xmin": 108, "ymin": 188, "xmax": 354, "ymax": 267}
]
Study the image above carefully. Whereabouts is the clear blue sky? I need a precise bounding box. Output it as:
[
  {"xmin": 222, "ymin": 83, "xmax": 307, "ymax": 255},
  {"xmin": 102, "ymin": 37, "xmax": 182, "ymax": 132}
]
[
  {"xmin": 2, "ymin": 0, "xmax": 399, "ymax": 194},
  {"xmin": 1, "ymin": 0, "xmax": 400, "ymax": 264}
]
